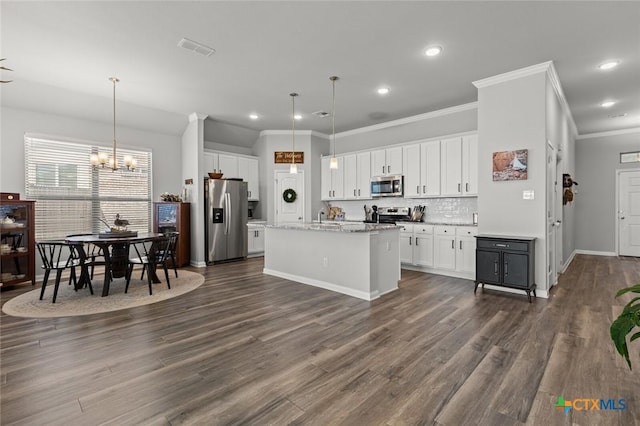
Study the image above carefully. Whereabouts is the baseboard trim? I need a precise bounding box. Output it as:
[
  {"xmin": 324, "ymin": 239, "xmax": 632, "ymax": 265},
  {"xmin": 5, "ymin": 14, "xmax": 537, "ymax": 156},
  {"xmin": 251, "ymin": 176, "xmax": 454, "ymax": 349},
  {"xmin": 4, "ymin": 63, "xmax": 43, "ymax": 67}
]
[
  {"xmin": 262, "ymin": 268, "xmax": 394, "ymax": 301},
  {"xmin": 574, "ymin": 249, "xmax": 617, "ymax": 257},
  {"xmin": 192, "ymin": 261, "xmax": 207, "ymax": 268},
  {"xmin": 561, "ymin": 250, "xmax": 577, "ymax": 273}
]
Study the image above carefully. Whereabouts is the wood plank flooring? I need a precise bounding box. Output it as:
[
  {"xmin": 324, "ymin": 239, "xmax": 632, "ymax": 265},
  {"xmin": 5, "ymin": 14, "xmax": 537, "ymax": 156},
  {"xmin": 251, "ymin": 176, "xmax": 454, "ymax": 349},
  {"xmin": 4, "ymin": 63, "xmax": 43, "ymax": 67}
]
[{"xmin": 1, "ymin": 254, "xmax": 639, "ymax": 425}]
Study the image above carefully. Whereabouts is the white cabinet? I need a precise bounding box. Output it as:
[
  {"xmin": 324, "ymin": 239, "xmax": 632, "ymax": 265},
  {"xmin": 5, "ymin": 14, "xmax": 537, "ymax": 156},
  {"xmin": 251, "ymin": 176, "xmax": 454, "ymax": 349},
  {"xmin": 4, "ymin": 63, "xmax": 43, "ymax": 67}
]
[
  {"xmin": 238, "ymin": 157, "xmax": 260, "ymax": 201},
  {"xmin": 434, "ymin": 226, "xmax": 457, "ymax": 270},
  {"xmin": 371, "ymin": 146, "xmax": 402, "ymax": 176},
  {"xmin": 440, "ymin": 135, "xmax": 477, "ymax": 196},
  {"xmin": 218, "ymin": 153, "xmax": 239, "ymax": 178},
  {"xmin": 344, "ymin": 152, "xmax": 371, "ymax": 199},
  {"xmin": 441, "ymin": 138, "xmax": 463, "ymax": 196},
  {"xmin": 434, "ymin": 225, "xmax": 477, "ymax": 272},
  {"xmin": 403, "ymin": 141, "xmax": 441, "ymax": 198},
  {"xmin": 399, "ymin": 223, "xmax": 434, "ymax": 267},
  {"xmin": 455, "ymin": 227, "xmax": 477, "ymax": 273},
  {"xmin": 461, "ymin": 134, "xmax": 478, "ymax": 196},
  {"xmin": 321, "ymin": 156, "xmax": 344, "ymax": 200},
  {"xmin": 203, "ymin": 151, "xmax": 218, "ymax": 174},
  {"xmin": 247, "ymin": 224, "xmax": 265, "ymax": 255}
]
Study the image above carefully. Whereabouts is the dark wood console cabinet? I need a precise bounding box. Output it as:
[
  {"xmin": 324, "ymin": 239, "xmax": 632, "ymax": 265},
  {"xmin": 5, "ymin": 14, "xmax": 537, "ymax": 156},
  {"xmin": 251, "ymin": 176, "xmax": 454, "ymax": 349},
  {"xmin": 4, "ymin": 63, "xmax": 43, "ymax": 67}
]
[
  {"xmin": 1, "ymin": 200, "xmax": 36, "ymax": 288},
  {"xmin": 475, "ymin": 235, "xmax": 536, "ymax": 302},
  {"xmin": 153, "ymin": 202, "xmax": 191, "ymax": 267}
]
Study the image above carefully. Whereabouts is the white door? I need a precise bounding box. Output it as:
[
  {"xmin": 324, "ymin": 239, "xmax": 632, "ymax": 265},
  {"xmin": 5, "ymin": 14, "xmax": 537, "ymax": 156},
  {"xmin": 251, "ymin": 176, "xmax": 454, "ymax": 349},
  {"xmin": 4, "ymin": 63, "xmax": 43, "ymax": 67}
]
[
  {"xmin": 386, "ymin": 146, "xmax": 403, "ymax": 175},
  {"xmin": 403, "ymin": 144, "xmax": 421, "ymax": 197},
  {"xmin": 462, "ymin": 134, "xmax": 478, "ymax": 195},
  {"xmin": 441, "ymin": 137, "xmax": 462, "ymax": 196},
  {"xmin": 218, "ymin": 153, "xmax": 238, "ymax": 178},
  {"xmin": 356, "ymin": 152, "xmax": 371, "ymax": 198},
  {"xmin": 618, "ymin": 169, "xmax": 640, "ymax": 256},
  {"xmin": 546, "ymin": 142, "xmax": 559, "ymax": 287},
  {"xmin": 275, "ymin": 170, "xmax": 304, "ymax": 224},
  {"xmin": 343, "ymin": 154, "xmax": 358, "ymax": 199},
  {"xmin": 422, "ymin": 140, "xmax": 441, "ymax": 197},
  {"xmin": 371, "ymin": 149, "xmax": 387, "ymax": 176}
]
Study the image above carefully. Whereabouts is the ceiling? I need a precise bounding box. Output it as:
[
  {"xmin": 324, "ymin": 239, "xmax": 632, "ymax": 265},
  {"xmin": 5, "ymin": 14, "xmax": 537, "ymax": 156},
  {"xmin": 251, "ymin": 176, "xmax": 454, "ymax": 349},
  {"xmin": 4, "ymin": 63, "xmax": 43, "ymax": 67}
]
[{"xmin": 2, "ymin": 1, "xmax": 639, "ymax": 146}]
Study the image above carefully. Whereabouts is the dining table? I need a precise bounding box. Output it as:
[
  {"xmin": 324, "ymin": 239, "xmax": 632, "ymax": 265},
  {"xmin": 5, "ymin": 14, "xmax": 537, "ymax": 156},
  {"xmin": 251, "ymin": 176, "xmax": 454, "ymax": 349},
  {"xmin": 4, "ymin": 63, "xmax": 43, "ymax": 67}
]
[{"xmin": 65, "ymin": 232, "xmax": 166, "ymax": 297}]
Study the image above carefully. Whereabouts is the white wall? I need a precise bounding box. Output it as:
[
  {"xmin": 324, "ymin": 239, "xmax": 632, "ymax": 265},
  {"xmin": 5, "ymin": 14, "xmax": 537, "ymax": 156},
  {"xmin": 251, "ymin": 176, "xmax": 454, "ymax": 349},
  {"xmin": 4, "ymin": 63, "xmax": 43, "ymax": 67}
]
[
  {"xmin": 0, "ymin": 106, "xmax": 182, "ymax": 199},
  {"xmin": 477, "ymin": 72, "xmax": 549, "ymax": 292},
  {"xmin": 575, "ymin": 130, "xmax": 640, "ymax": 253},
  {"xmin": 182, "ymin": 113, "xmax": 206, "ymax": 266}
]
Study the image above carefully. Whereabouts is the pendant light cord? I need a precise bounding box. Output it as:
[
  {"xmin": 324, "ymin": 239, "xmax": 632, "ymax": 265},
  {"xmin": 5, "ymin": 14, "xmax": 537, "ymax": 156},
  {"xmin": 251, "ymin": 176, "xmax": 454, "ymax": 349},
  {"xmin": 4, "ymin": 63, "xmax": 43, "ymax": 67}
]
[
  {"xmin": 290, "ymin": 93, "xmax": 298, "ymax": 165},
  {"xmin": 110, "ymin": 77, "xmax": 119, "ymax": 170},
  {"xmin": 330, "ymin": 76, "xmax": 339, "ymax": 158}
]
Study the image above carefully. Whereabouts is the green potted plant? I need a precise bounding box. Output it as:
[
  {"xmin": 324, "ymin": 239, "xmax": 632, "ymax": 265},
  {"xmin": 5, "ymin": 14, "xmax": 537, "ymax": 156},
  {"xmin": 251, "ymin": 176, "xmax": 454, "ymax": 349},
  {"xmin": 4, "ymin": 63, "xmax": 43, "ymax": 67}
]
[{"xmin": 610, "ymin": 284, "xmax": 640, "ymax": 369}]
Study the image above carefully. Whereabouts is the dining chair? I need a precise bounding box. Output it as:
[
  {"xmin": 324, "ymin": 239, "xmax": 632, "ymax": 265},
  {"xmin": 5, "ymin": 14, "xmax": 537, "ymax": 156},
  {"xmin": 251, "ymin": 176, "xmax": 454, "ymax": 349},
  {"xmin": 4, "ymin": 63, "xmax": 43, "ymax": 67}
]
[
  {"xmin": 141, "ymin": 232, "xmax": 179, "ymax": 280},
  {"xmin": 125, "ymin": 236, "xmax": 172, "ymax": 295},
  {"xmin": 36, "ymin": 240, "xmax": 93, "ymax": 303},
  {"xmin": 65, "ymin": 234, "xmax": 111, "ymax": 281}
]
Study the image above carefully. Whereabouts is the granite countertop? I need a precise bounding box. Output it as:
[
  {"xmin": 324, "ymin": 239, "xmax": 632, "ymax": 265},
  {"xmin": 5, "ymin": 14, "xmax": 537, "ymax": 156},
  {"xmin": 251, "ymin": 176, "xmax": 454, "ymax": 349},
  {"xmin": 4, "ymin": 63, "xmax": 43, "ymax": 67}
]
[
  {"xmin": 265, "ymin": 222, "xmax": 400, "ymax": 233},
  {"xmin": 396, "ymin": 221, "xmax": 478, "ymax": 227}
]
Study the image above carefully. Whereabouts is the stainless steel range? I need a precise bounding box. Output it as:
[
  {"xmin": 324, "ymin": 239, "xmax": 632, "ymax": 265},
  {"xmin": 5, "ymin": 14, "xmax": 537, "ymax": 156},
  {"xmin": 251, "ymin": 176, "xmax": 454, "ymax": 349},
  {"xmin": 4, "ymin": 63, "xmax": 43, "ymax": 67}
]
[{"xmin": 375, "ymin": 207, "xmax": 411, "ymax": 224}]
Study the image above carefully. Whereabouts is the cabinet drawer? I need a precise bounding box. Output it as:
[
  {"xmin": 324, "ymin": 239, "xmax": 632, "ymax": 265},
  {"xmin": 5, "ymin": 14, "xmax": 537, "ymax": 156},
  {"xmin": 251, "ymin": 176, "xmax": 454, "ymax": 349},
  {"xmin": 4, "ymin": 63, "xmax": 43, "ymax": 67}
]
[
  {"xmin": 456, "ymin": 227, "xmax": 477, "ymax": 236},
  {"xmin": 415, "ymin": 225, "xmax": 433, "ymax": 235},
  {"xmin": 398, "ymin": 223, "xmax": 414, "ymax": 233},
  {"xmin": 476, "ymin": 239, "xmax": 528, "ymax": 252},
  {"xmin": 434, "ymin": 226, "xmax": 455, "ymax": 236}
]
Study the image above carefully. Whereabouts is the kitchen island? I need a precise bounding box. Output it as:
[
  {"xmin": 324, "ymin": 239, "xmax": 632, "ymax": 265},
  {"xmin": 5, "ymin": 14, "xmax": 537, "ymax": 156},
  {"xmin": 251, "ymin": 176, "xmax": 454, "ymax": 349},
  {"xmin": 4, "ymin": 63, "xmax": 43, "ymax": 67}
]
[{"xmin": 263, "ymin": 222, "xmax": 401, "ymax": 301}]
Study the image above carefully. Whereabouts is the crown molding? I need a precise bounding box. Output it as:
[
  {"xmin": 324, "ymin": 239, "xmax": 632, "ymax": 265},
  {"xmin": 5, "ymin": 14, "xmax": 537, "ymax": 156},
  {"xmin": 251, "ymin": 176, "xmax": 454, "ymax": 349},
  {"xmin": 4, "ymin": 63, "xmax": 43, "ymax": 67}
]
[
  {"xmin": 577, "ymin": 127, "xmax": 640, "ymax": 140},
  {"xmin": 188, "ymin": 112, "xmax": 208, "ymax": 122},
  {"xmin": 545, "ymin": 61, "xmax": 578, "ymax": 137},
  {"xmin": 334, "ymin": 102, "xmax": 478, "ymax": 139},
  {"xmin": 259, "ymin": 130, "xmax": 329, "ymax": 139}
]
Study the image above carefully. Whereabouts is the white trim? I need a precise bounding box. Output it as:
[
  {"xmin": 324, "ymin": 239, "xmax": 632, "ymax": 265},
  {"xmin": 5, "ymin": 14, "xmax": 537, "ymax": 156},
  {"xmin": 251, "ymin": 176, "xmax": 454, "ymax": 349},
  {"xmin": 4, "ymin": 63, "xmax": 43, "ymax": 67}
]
[
  {"xmin": 472, "ymin": 61, "xmax": 552, "ymax": 88},
  {"xmin": 263, "ymin": 268, "xmax": 384, "ymax": 301},
  {"xmin": 574, "ymin": 249, "xmax": 617, "ymax": 257},
  {"xmin": 577, "ymin": 127, "xmax": 640, "ymax": 140},
  {"xmin": 192, "ymin": 261, "xmax": 207, "ymax": 268},
  {"xmin": 616, "ymin": 168, "xmax": 640, "ymax": 256},
  {"xmin": 545, "ymin": 61, "xmax": 578, "ymax": 138},
  {"xmin": 335, "ymin": 102, "xmax": 478, "ymax": 139},
  {"xmin": 479, "ymin": 284, "xmax": 548, "ymax": 299},
  {"xmin": 259, "ymin": 130, "xmax": 329, "ymax": 139},
  {"xmin": 561, "ymin": 250, "xmax": 577, "ymax": 273},
  {"xmin": 188, "ymin": 112, "xmax": 208, "ymax": 122}
]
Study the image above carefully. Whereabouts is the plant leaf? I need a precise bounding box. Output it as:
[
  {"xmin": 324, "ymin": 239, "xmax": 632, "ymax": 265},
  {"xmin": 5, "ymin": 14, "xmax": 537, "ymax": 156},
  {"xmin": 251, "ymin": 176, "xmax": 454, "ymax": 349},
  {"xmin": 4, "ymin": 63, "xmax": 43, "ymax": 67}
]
[
  {"xmin": 616, "ymin": 284, "xmax": 640, "ymax": 298},
  {"xmin": 630, "ymin": 331, "xmax": 640, "ymax": 342},
  {"xmin": 610, "ymin": 313, "xmax": 636, "ymax": 369}
]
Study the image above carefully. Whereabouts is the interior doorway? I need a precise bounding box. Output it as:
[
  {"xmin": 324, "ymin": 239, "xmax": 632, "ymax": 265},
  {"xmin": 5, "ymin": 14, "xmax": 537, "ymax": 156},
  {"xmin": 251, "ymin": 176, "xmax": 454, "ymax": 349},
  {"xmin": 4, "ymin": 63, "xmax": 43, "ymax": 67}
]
[
  {"xmin": 617, "ymin": 169, "xmax": 640, "ymax": 256},
  {"xmin": 274, "ymin": 170, "xmax": 304, "ymax": 224},
  {"xmin": 546, "ymin": 141, "xmax": 561, "ymax": 288}
]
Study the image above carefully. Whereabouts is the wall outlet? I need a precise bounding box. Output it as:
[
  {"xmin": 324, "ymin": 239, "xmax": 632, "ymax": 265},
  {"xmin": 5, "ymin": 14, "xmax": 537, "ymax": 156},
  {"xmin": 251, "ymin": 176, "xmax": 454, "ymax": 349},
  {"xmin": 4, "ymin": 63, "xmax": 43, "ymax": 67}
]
[{"xmin": 523, "ymin": 190, "xmax": 535, "ymax": 200}]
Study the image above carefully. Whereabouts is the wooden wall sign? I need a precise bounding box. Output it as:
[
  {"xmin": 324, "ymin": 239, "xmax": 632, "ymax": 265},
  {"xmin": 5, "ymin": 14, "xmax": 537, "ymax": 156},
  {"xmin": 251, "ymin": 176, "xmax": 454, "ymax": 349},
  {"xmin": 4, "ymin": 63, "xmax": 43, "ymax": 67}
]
[{"xmin": 274, "ymin": 151, "xmax": 304, "ymax": 164}]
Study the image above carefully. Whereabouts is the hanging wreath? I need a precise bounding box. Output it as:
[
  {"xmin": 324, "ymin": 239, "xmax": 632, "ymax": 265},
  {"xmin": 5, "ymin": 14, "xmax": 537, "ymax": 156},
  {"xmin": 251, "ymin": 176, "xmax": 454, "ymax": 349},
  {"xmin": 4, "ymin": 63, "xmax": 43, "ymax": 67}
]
[{"xmin": 283, "ymin": 188, "xmax": 297, "ymax": 203}]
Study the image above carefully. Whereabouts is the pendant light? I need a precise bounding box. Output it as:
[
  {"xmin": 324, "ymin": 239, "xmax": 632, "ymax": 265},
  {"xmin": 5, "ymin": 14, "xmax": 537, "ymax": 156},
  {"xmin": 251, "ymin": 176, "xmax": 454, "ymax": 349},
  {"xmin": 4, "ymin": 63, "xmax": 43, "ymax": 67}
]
[
  {"xmin": 90, "ymin": 77, "xmax": 136, "ymax": 171},
  {"xmin": 329, "ymin": 76, "xmax": 339, "ymax": 169},
  {"xmin": 289, "ymin": 92, "xmax": 298, "ymax": 174}
]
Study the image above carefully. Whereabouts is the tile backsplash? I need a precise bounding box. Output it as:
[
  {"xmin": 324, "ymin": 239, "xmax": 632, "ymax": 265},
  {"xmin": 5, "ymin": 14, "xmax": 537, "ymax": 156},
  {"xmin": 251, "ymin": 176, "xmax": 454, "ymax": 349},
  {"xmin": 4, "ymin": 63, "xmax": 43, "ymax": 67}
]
[{"xmin": 332, "ymin": 197, "xmax": 478, "ymax": 224}]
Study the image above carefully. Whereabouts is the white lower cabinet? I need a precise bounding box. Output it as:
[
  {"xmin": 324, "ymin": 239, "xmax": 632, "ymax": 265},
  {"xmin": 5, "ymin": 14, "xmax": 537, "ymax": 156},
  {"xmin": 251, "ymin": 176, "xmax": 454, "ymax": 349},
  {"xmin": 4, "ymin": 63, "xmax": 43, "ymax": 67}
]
[
  {"xmin": 405, "ymin": 224, "xmax": 477, "ymax": 278},
  {"xmin": 399, "ymin": 224, "xmax": 434, "ymax": 267},
  {"xmin": 247, "ymin": 224, "xmax": 265, "ymax": 255}
]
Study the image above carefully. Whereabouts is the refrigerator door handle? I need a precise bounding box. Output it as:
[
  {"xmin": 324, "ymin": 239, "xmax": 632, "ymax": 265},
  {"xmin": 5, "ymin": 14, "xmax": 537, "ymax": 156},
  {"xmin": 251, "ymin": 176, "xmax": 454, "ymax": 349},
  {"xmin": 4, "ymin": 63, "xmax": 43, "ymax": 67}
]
[
  {"xmin": 227, "ymin": 192, "xmax": 232, "ymax": 235},
  {"xmin": 224, "ymin": 193, "xmax": 229, "ymax": 235}
]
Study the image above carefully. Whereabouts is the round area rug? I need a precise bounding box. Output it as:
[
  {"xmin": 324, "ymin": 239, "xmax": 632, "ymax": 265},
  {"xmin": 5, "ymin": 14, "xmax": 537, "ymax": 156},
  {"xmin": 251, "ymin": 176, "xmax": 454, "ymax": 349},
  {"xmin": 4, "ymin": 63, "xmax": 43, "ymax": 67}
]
[{"xmin": 2, "ymin": 270, "xmax": 204, "ymax": 318}]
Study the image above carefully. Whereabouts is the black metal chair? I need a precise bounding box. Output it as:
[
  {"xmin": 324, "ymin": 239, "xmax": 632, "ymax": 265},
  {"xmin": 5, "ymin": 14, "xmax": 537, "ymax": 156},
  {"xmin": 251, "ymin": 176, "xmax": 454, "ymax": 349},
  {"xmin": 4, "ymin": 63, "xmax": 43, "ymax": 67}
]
[
  {"xmin": 66, "ymin": 234, "xmax": 110, "ymax": 281},
  {"xmin": 36, "ymin": 241, "xmax": 93, "ymax": 303},
  {"xmin": 125, "ymin": 236, "xmax": 173, "ymax": 295},
  {"xmin": 141, "ymin": 231, "xmax": 179, "ymax": 279}
]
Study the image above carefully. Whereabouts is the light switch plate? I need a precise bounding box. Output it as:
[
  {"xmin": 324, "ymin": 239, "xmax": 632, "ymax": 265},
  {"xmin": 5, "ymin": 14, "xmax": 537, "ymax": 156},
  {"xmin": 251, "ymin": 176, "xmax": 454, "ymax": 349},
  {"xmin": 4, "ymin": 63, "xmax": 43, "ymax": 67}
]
[{"xmin": 523, "ymin": 190, "xmax": 535, "ymax": 200}]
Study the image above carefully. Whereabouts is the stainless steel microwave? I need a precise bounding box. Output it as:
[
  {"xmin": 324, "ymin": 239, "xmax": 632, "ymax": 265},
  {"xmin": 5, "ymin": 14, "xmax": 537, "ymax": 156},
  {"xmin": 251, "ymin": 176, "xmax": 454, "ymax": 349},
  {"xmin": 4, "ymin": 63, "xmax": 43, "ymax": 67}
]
[{"xmin": 371, "ymin": 175, "xmax": 403, "ymax": 197}]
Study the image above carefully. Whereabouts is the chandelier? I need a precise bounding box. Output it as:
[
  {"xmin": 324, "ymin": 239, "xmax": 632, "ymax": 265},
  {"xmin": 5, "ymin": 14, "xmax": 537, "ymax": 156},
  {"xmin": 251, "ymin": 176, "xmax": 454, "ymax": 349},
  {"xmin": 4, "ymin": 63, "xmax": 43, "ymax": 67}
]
[{"xmin": 90, "ymin": 77, "xmax": 136, "ymax": 171}]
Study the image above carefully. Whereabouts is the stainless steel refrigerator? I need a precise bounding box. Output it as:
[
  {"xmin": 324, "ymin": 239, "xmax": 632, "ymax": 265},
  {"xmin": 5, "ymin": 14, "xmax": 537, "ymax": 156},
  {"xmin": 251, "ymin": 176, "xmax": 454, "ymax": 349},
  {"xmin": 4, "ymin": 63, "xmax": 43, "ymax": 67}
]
[{"xmin": 205, "ymin": 178, "xmax": 248, "ymax": 263}]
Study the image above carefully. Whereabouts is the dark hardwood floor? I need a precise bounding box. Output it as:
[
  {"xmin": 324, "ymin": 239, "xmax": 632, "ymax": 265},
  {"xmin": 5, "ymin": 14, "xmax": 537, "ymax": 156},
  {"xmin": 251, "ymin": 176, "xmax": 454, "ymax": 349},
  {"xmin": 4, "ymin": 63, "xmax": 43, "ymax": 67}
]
[{"xmin": 1, "ymin": 254, "xmax": 639, "ymax": 425}]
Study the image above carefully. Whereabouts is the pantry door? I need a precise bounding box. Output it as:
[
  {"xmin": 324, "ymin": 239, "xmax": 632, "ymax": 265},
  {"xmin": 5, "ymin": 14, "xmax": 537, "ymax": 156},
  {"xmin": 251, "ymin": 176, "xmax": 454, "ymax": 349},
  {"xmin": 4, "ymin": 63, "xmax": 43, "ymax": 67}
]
[
  {"xmin": 618, "ymin": 169, "xmax": 640, "ymax": 256},
  {"xmin": 275, "ymin": 170, "xmax": 304, "ymax": 224}
]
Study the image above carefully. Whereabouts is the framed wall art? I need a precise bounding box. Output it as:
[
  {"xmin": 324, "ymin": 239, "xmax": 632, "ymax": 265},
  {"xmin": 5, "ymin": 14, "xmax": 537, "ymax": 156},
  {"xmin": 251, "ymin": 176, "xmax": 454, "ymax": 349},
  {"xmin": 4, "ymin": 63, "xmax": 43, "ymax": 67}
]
[{"xmin": 492, "ymin": 149, "xmax": 528, "ymax": 181}]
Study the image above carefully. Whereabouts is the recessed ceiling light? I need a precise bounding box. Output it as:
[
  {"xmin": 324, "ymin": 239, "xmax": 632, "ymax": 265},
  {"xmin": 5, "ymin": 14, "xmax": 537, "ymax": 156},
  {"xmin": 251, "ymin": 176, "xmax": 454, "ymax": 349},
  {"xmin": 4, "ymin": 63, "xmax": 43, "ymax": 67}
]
[
  {"xmin": 377, "ymin": 87, "xmax": 390, "ymax": 95},
  {"xmin": 599, "ymin": 60, "xmax": 620, "ymax": 70},
  {"xmin": 601, "ymin": 101, "xmax": 616, "ymax": 108},
  {"xmin": 249, "ymin": 113, "xmax": 259, "ymax": 120},
  {"xmin": 294, "ymin": 114, "xmax": 302, "ymax": 120},
  {"xmin": 424, "ymin": 46, "xmax": 442, "ymax": 57},
  {"xmin": 177, "ymin": 37, "xmax": 215, "ymax": 57}
]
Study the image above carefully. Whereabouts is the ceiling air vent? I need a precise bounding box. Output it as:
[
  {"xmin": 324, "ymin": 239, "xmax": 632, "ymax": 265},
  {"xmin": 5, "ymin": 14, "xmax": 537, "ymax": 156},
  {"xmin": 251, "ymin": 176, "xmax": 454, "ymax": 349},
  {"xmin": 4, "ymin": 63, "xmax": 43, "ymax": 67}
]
[
  {"xmin": 178, "ymin": 38, "xmax": 215, "ymax": 57},
  {"xmin": 312, "ymin": 111, "xmax": 331, "ymax": 118}
]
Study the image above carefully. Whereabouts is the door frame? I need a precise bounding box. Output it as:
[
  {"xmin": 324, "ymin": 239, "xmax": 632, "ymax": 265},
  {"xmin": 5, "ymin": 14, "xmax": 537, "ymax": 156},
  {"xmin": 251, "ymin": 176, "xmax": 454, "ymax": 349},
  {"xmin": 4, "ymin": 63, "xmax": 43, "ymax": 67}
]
[
  {"xmin": 615, "ymin": 168, "xmax": 640, "ymax": 255},
  {"xmin": 274, "ymin": 170, "xmax": 305, "ymax": 223}
]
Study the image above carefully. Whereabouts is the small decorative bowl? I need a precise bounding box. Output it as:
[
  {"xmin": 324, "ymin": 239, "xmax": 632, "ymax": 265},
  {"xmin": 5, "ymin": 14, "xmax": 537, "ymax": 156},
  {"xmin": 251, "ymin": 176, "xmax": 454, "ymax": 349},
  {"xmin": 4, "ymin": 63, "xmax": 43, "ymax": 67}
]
[{"xmin": 208, "ymin": 172, "xmax": 224, "ymax": 179}]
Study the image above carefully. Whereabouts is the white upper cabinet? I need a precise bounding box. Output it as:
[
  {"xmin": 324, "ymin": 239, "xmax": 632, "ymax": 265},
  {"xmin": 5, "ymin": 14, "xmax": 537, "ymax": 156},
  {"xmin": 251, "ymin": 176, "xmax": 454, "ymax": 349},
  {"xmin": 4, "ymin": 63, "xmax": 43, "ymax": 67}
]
[
  {"xmin": 203, "ymin": 151, "xmax": 219, "ymax": 174},
  {"xmin": 371, "ymin": 146, "xmax": 402, "ymax": 176},
  {"xmin": 321, "ymin": 156, "xmax": 344, "ymax": 200},
  {"xmin": 218, "ymin": 153, "xmax": 239, "ymax": 178},
  {"xmin": 403, "ymin": 140, "xmax": 441, "ymax": 198},
  {"xmin": 237, "ymin": 157, "xmax": 260, "ymax": 201},
  {"xmin": 441, "ymin": 137, "xmax": 463, "ymax": 196},
  {"xmin": 343, "ymin": 152, "xmax": 371, "ymax": 199},
  {"xmin": 461, "ymin": 134, "xmax": 478, "ymax": 195}
]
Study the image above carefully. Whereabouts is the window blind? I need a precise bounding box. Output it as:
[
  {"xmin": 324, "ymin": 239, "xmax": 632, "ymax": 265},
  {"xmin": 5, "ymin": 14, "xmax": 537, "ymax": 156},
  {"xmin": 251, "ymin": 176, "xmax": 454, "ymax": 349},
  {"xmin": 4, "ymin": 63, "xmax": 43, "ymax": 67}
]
[{"xmin": 24, "ymin": 136, "xmax": 152, "ymax": 240}]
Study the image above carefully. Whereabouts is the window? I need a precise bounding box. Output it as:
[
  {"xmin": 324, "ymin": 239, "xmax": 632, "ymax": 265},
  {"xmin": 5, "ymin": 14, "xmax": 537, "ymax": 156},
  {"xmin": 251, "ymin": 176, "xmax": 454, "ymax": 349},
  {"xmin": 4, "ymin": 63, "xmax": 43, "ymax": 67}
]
[{"xmin": 25, "ymin": 136, "xmax": 152, "ymax": 240}]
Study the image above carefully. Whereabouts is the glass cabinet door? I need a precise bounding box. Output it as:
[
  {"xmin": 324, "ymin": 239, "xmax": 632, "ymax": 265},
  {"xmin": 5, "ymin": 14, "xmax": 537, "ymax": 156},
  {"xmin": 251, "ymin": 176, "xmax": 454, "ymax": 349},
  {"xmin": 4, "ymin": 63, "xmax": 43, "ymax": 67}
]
[{"xmin": 1, "ymin": 200, "xmax": 36, "ymax": 286}]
